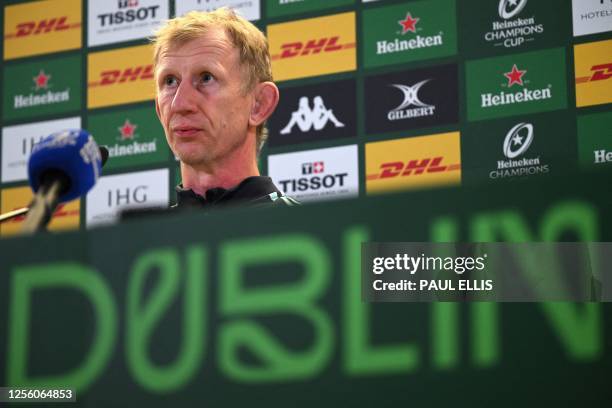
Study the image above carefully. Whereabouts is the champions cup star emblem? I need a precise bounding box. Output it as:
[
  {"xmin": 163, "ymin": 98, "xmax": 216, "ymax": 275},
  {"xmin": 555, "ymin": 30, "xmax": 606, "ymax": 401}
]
[
  {"xmin": 503, "ymin": 122, "xmax": 533, "ymax": 158},
  {"xmin": 33, "ymin": 70, "xmax": 51, "ymax": 90},
  {"xmin": 118, "ymin": 119, "xmax": 137, "ymax": 140},
  {"xmin": 504, "ymin": 64, "xmax": 527, "ymax": 87},
  {"xmin": 498, "ymin": 0, "xmax": 528, "ymax": 20},
  {"xmin": 398, "ymin": 12, "xmax": 419, "ymax": 34}
]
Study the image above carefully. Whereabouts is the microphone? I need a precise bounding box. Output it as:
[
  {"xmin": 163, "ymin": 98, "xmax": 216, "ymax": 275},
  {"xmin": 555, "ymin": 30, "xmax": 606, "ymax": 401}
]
[{"xmin": 20, "ymin": 130, "xmax": 104, "ymax": 234}]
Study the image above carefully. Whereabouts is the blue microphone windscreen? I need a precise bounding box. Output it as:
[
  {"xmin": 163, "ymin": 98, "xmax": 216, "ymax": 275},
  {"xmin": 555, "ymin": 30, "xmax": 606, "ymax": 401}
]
[{"xmin": 28, "ymin": 129, "xmax": 103, "ymax": 203}]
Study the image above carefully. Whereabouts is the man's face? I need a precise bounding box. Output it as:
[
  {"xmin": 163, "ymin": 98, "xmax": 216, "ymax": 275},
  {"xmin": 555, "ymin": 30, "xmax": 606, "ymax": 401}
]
[{"xmin": 155, "ymin": 29, "xmax": 254, "ymax": 167}]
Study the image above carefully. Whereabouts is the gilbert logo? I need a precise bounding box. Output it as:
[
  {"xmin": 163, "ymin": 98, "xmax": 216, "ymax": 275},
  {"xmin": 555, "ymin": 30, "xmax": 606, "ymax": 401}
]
[
  {"xmin": 268, "ymin": 12, "xmax": 356, "ymax": 81},
  {"xmin": 280, "ymin": 96, "xmax": 344, "ymax": 134},
  {"xmin": 574, "ymin": 39, "xmax": 612, "ymax": 107},
  {"xmin": 87, "ymin": 45, "xmax": 155, "ymax": 108},
  {"xmin": 106, "ymin": 119, "xmax": 158, "ymax": 158},
  {"xmin": 365, "ymin": 132, "xmax": 461, "ymax": 194},
  {"xmin": 4, "ymin": 0, "xmax": 82, "ymax": 60},
  {"xmin": 481, "ymin": 64, "xmax": 551, "ymax": 107},
  {"xmin": 387, "ymin": 80, "xmax": 435, "ymax": 121},
  {"xmin": 272, "ymin": 37, "xmax": 351, "ymax": 60},
  {"xmin": 489, "ymin": 122, "xmax": 548, "ymax": 179},
  {"xmin": 485, "ymin": 0, "xmax": 544, "ymax": 49}
]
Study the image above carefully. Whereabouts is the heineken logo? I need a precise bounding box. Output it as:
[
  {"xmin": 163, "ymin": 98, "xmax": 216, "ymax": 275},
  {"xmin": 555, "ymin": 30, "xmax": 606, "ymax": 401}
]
[
  {"xmin": 485, "ymin": 0, "xmax": 543, "ymax": 49},
  {"xmin": 398, "ymin": 12, "xmax": 419, "ymax": 33},
  {"xmin": 481, "ymin": 64, "xmax": 552, "ymax": 108},
  {"xmin": 594, "ymin": 149, "xmax": 612, "ymax": 164},
  {"xmin": 107, "ymin": 119, "xmax": 157, "ymax": 158},
  {"xmin": 13, "ymin": 68, "xmax": 71, "ymax": 110},
  {"xmin": 490, "ymin": 122, "xmax": 548, "ymax": 179},
  {"xmin": 377, "ymin": 10, "xmax": 443, "ymax": 56},
  {"xmin": 387, "ymin": 80, "xmax": 435, "ymax": 121},
  {"xmin": 504, "ymin": 64, "xmax": 527, "ymax": 87}
]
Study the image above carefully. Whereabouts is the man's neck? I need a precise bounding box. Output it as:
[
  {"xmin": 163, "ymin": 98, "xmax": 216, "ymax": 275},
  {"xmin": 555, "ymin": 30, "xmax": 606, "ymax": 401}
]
[{"xmin": 180, "ymin": 152, "xmax": 260, "ymax": 197}]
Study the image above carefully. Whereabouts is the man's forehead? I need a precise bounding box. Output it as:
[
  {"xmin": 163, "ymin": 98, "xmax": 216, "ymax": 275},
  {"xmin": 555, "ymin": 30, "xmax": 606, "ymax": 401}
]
[{"xmin": 158, "ymin": 28, "xmax": 236, "ymax": 61}]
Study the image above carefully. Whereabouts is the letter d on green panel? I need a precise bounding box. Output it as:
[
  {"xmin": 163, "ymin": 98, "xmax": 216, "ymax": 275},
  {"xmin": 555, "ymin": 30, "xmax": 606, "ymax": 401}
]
[
  {"xmin": 219, "ymin": 234, "xmax": 333, "ymax": 382},
  {"xmin": 7, "ymin": 263, "xmax": 117, "ymax": 392}
]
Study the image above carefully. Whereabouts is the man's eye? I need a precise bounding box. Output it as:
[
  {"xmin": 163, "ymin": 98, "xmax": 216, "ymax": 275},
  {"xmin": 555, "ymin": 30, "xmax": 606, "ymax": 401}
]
[
  {"xmin": 201, "ymin": 73, "xmax": 213, "ymax": 83},
  {"xmin": 164, "ymin": 76, "xmax": 177, "ymax": 87}
]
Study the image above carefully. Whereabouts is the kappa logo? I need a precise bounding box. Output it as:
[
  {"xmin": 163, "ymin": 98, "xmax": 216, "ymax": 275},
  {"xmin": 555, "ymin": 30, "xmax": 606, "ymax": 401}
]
[
  {"xmin": 387, "ymin": 80, "xmax": 435, "ymax": 121},
  {"xmin": 5, "ymin": 17, "xmax": 80, "ymax": 39},
  {"xmin": 576, "ymin": 63, "xmax": 612, "ymax": 83},
  {"xmin": 271, "ymin": 36, "xmax": 355, "ymax": 60},
  {"xmin": 503, "ymin": 122, "xmax": 533, "ymax": 158},
  {"xmin": 367, "ymin": 157, "xmax": 460, "ymax": 180},
  {"xmin": 490, "ymin": 122, "xmax": 548, "ymax": 179},
  {"xmin": 498, "ymin": 0, "xmax": 528, "ymax": 19},
  {"xmin": 88, "ymin": 65, "xmax": 154, "ymax": 87},
  {"xmin": 280, "ymin": 96, "xmax": 345, "ymax": 134}
]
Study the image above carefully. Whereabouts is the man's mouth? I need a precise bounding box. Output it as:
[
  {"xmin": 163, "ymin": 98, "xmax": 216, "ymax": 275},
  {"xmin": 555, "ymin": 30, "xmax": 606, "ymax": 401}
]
[{"xmin": 172, "ymin": 126, "xmax": 201, "ymax": 137}]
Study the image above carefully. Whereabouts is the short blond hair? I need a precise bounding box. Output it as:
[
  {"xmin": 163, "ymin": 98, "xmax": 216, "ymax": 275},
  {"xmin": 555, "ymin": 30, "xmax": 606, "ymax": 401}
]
[{"xmin": 151, "ymin": 8, "xmax": 273, "ymax": 153}]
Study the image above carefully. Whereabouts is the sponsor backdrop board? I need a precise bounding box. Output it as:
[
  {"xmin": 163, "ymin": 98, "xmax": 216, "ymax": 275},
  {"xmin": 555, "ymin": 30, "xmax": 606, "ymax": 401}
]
[
  {"xmin": 0, "ymin": 3, "xmax": 607, "ymax": 217},
  {"xmin": 0, "ymin": 0, "xmax": 611, "ymax": 406}
]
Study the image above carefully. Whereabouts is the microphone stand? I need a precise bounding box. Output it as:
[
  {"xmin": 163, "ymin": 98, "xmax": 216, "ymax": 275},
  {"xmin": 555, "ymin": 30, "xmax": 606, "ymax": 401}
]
[{"xmin": 20, "ymin": 174, "xmax": 66, "ymax": 235}]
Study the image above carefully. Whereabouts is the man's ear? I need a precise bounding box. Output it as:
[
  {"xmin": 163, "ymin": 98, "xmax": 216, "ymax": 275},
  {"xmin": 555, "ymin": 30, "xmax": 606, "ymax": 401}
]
[{"xmin": 249, "ymin": 82, "xmax": 280, "ymax": 127}]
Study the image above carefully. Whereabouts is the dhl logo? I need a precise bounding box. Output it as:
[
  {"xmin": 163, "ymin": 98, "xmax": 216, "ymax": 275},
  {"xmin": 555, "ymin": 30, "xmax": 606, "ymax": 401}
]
[
  {"xmin": 367, "ymin": 157, "xmax": 461, "ymax": 180},
  {"xmin": 576, "ymin": 63, "xmax": 612, "ymax": 84},
  {"xmin": 4, "ymin": 17, "xmax": 81, "ymax": 39},
  {"xmin": 88, "ymin": 65, "xmax": 154, "ymax": 87},
  {"xmin": 5, "ymin": 204, "xmax": 78, "ymax": 224},
  {"xmin": 271, "ymin": 36, "xmax": 356, "ymax": 61}
]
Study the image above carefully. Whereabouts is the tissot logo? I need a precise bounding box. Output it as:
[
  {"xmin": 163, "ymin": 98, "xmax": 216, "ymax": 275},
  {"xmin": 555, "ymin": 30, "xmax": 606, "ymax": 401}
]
[
  {"xmin": 574, "ymin": 40, "xmax": 612, "ymax": 107},
  {"xmin": 86, "ymin": 169, "xmax": 169, "ymax": 228},
  {"xmin": 268, "ymin": 79, "xmax": 356, "ymax": 146},
  {"xmin": 268, "ymin": 145, "xmax": 359, "ymax": 202},
  {"xmin": 88, "ymin": 0, "xmax": 168, "ymax": 47},
  {"xmin": 363, "ymin": 0, "xmax": 457, "ymax": 68},
  {"xmin": 1, "ymin": 117, "xmax": 81, "ymax": 183},
  {"xmin": 268, "ymin": 12, "xmax": 356, "ymax": 81},
  {"xmin": 365, "ymin": 64, "xmax": 458, "ymax": 135},
  {"xmin": 365, "ymin": 132, "xmax": 461, "ymax": 194},
  {"xmin": 572, "ymin": 0, "xmax": 612, "ymax": 37},
  {"xmin": 88, "ymin": 65, "xmax": 154, "ymax": 87}
]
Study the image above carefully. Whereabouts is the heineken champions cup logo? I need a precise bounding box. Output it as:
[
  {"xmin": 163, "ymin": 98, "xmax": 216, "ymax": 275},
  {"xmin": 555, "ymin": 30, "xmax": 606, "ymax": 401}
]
[
  {"xmin": 485, "ymin": 0, "xmax": 544, "ymax": 49},
  {"xmin": 490, "ymin": 122, "xmax": 548, "ymax": 179}
]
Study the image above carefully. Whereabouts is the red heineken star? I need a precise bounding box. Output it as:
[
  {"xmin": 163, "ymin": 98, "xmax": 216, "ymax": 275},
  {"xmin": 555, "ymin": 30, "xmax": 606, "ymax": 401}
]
[
  {"xmin": 398, "ymin": 12, "xmax": 419, "ymax": 34},
  {"xmin": 504, "ymin": 64, "xmax": 527, "ymax": 87},
  {"xmin": 118, "ymin": 119, "xmax": 137, "ymax": 140},
  {"xmin": 33, "ymin": 70, "xmax": 51, "ymax": 90}
]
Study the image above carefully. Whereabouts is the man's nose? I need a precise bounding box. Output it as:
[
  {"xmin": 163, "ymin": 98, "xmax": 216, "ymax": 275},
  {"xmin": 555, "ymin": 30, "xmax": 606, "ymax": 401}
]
[{"xmin": 171, "ymin": 80, "xmax": 199, "ymax": 114}]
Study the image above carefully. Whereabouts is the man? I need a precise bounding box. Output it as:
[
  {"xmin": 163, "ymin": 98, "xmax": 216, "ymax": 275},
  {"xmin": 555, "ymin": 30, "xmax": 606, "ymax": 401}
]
[{"xmin": 152, "ymin": 8, "xmax": 297, "ymax": 209}]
